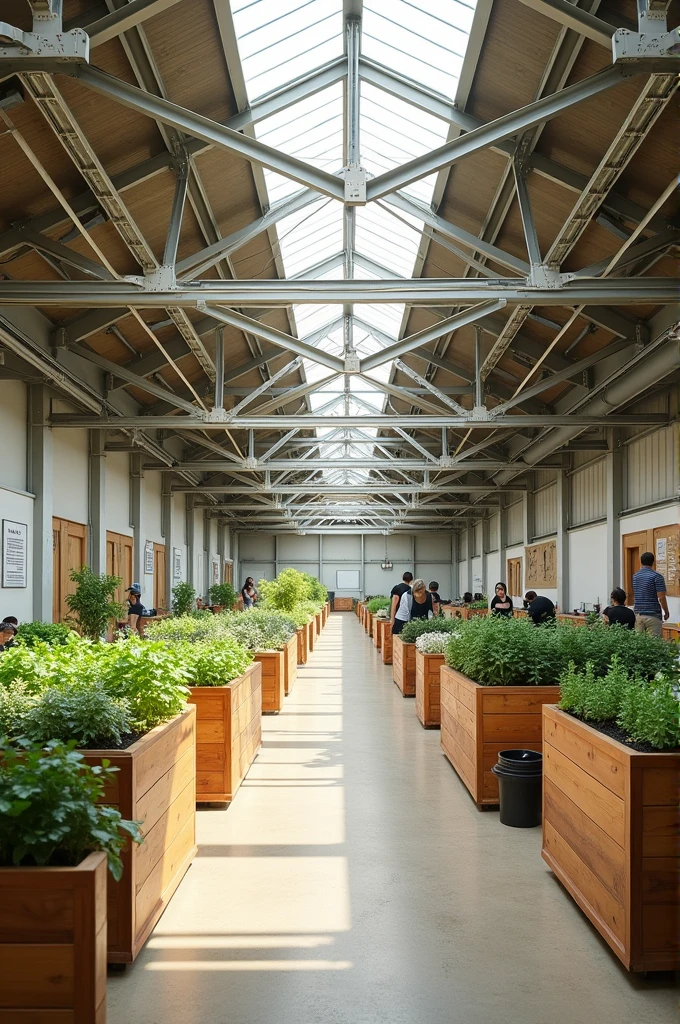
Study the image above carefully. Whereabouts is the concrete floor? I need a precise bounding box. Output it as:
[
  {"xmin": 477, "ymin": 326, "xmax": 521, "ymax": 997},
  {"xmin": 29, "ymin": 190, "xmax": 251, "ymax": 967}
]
[{"xmin": 109, "ymin": 614, "xmax": 677, "ymax": 1024}]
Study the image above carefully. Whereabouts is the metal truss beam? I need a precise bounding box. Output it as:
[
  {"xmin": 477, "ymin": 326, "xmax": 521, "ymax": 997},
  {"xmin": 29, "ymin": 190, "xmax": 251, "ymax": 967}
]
[
  {"xmin": 148, "ymin": 459, "xmax": 530, "ymax": 473},
  {"xmin": 4, "ymin": 278, "xmax": 675, "ymax": 306},
  {"xmin": 71, "ymin": 344, "xmax": 198, "ymax": 413},
  {"xmin": 72, "ymin": 66, "xmax": 345, "ymax": 201},
  {"xmin": 514, "ymin": 0, "xmax": 618, "ymax": 46},
  {"xmin": 171, "ymin": 484, "xmax": 526, "ymax": 494},
  {"xmin": 205, "ymin": 307, "xmax": 345, "ymax": 373},
  {"xmin": 66, "ymin": 0, "xmax": 186, "ymax": 48},
  {"xmin": 365, "ymin": 66, "xmax": 632, "ymax": 200}
]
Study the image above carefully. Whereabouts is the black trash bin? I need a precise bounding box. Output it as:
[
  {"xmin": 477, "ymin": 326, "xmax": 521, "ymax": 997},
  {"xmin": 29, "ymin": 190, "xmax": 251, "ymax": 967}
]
[
  {"xmin": 327, "ymin": 591, "xmax": 335, "ymax": 604},
  {"xmin": 491, "ymin": 749, "xmax": 543, "ymax": 828}
]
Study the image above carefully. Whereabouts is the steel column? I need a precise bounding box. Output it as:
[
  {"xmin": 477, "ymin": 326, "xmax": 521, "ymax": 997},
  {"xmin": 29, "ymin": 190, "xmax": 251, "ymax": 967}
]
[
  {"xmin": 28, "ymin": 385, "xmax": 53, "ymax": 622},
  {"xmin": 556, "ymin": 468, "xmax": 569, "ymax": 612},
  {"xmin": 88, "ymin": 429, "xmax": 106, "ymax": 575},
  {"xmin": 606, "ymin": 430, "xmax": 624, "ymax": 598}
]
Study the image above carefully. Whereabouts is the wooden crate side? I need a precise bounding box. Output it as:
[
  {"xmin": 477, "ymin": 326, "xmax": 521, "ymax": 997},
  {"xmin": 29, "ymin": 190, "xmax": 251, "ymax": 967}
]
[
  {"xmin": 333, "ymin": 597, "xmax": 353, "ymax": 611},
  {"xmin": 0, "ymin": 853, "xmax": 107, "ymax": 1022},
  {"xmin": 284, "ymin": 636, "xmax": 298, "ymax": 695},
  {"xmin": 392, "ymin": 637, "xmax": 416, "ymax": 696},
  {"xmin": 380, "ymin": 622, "xmax": 393, "ymax": 664},
  {"xmin": 228, "ymin": 662, "xmax": 262, "ymax": 802},
  {"xmin": 253, "ymin": 651, "xmax": 285, "ymax": 713},
  {"xmin": 415, "ymin": 651, "xmax": 444, "ymax": 727},
  {"xmin": 373, "ymin": 617, "xmax": 382, "ymax": 648},
  {"xmin": 296, "ymin": 626, "xmax": 308, "ymax": 665},
  {"xmin": 308, "ymin": 620, "xmax": 315, "ymax": 652}
]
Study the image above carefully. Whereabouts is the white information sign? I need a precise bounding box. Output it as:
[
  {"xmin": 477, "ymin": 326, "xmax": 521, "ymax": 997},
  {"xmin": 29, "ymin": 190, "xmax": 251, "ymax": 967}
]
[
  {"xmin": 144, "ymin": 540, "xmax": 154, "ymax": 574},
  {"xmin": 2, "ymin": 520, "xmax": 27, "ymax": 588},
  {"xmin": 173, "ymin": 547, "xmax": 182, "ymax": 581}
]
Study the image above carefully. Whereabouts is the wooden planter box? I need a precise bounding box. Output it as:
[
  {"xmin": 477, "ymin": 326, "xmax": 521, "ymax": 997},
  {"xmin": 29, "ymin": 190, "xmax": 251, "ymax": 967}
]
[
  {"xmin": 557, "ymin": 614, "xmax": 587, "ymax": 627},
  {"xmin": 0, "ymin": 852, "xmax": 107, "ymax": 1022},
  {"xmin": 315, "ymin": 612, "xmax": 322, "ymax": 636},
  {"xmin": 364, "ymin": 611, "xmax": 373, "ymax": 636},
  {"xmin": 296, "ymin": 625, "xmax": 308, "ymax": 665},
  {"xmin": 662, "ymin": 623, "xmax": 679, "ymax": 641},
  {"xmin": 253, "ymin": 650, "xmax": 285, "ymax": 713},
  {"xmin": 307, "ymin": 619, "xmax": 315, "ymax": 653},
  {"xmin": 284, "ymin": 634, "xmax": 298, "ymax": 695},
  {"xmin": 392, "ymin": 635, "xmax": 416, "ymax": 696},
  {"xmin": 380, "ymin": 621, "xmax": 393, "ymax": 664},
  {"xmin": 334, "ymin": 597, "xmax": 353, "ymax": 612},
  {"xmin": 82, "ymin": 707, "xmax": 197, "ymax": 964},
  {"xmin": 440, "ymin": 667, "xmax": 560, "ymax": 807},
  {"xmin": 373, "ymin": 616, "xmax": 387, "ymax": 648},
  {"xmin": 542, "ymin": 705, "xmax": 680, "ymax": 972},
  {"xmin": 188, "ymin": 662, "xmax": 262, "ymax": 804},
  {"xmin": 415, "ymin": 650, "xmax": 445, "ymax": 728}
]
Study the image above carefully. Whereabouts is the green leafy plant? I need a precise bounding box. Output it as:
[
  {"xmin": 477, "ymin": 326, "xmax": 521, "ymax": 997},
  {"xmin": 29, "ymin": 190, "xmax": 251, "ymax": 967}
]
[
  {"xmin": 617, "ymin": 678, "xmax": 680, "ymax": 750},
  {"xmin": 222, "ymin": 609, "xmax": 295, "ymax": 651},
  {"xmin": 415, "ymin": 632, "xmax": 455, "ymax": 655},
  {"xmin": 0, "ymin": 635, "xmax": 99, "ymax": 695},
  {"xmin": 65, "ymin": 566, "xmax": 125, "ymax": 640},
  {"xmin": 22, "ymin": 682, "xmax": 131, "ymax": 748},
  {"xmin": 209, "ymin": 582, "xmax": 237, "ymax": 609},
  {"xmin": 179, "ymin": 638, "xmax": 252, "ymax": 687},
  {"xmin": 98, "ymin": 640, "xmax": 190, "ymax": 732},
  {"xmin": 0, "ymin": 738, "xmax": 142, "ymax": 880},
  {"xmin": 14, "ymin": 621, "xmax": 74, "ymax": 647},
  {"xmin": 258, "ymin": 569, "xmax": 308, "ymax": 612},
  {"xmin": 400, "ymin": 617, "xmax": 461, "ymax": 644},
  {"xmin": 445, "ymin": 615, "xmax": 564, "ymax": 686},
  {"xmin": 366, "ymin": 597, "xmax": 390, "ymax": 614},
  {"xmin": 468, "ymin": 596, "xmax": 488, "ymax": 610},
  {"xmin": 145, "ymin": 614, "xmax": 216, "ymax": 643},
  {"xmin": 0, "ymin": 681, "xmax": 38, "ymax": 737},
  {"xmin": 172, "ymin": 581, "xmax": 196, "ymax": 616},
  {"xmin": 300, "ymin": 573, "xmax": 328, "ymax": 604}
]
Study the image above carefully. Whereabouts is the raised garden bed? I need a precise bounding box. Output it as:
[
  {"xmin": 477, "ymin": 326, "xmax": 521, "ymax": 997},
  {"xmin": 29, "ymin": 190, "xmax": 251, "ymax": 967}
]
[
  {"xmin": 284, "ymin": 634, "xmax": 298, "ymax": 695},
  {"xmin": 307, "ymin": 619, "xmax": 315, "ymax": 653},
  {"xmin": 373, "ymin": 616, "xmax": 386, "ymax": 648},
  {"xmin": 542, "ymin": 705, "xmax": 680, "ymax": 972},
  {"xmin": 315, "ymin": 611, "xmax": 322, "ymax": 636},
  {"xmin": 0, "ymin": 851, "xmax": 108, "ymax": 1022},
  {"xmin": 333, "ymin": 597, "xmax": 353, "ymax": 612},
  {"xmin": 392, "ymin": 635, "xmax": 416, "ymax": 696},
  {"xmin": 364, "ymin": 610, "xmax": 373, "ymax": 636},
  {"xmin": 380, "ymin": 621, "xmax": 393, "ymax": 665},
  {"xmin": 440, "ymin": 666, "xmax": 559, "ymax": 807},
  {"xmin": 188, "ymin": 661, "xmax": 262, "ymax": 804},
  {"xmin": 81, "ymin": 707, "xmax": 197, "ymax": 964},
  {"xmin": 253, "ymin": 650, "xmax": 285, "ymax": 713},
  {"xmin": 415, "ymin": 650, "xmax": 445, "ymax": 727},
  {"xmin": 297, "ymin": 625, "xmax": 308, "ymax": 665}
]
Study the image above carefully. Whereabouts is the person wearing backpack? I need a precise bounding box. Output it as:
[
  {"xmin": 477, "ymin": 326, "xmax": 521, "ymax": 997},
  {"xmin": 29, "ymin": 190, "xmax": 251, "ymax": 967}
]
[{"xmin": 392, "ymin": 578, "xmax": 439, "ymax": 635}]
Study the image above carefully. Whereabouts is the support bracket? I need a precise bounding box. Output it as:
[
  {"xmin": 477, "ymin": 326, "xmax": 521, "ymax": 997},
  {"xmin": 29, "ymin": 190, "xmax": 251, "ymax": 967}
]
[
  {"xmin": 343, "ymin": 166, "xmax": 367, "ymax": 204},
  {"xmin": 0, "ymin": 22, "xmax": 88, "ymax": 70},
  {"xmin": 612, "ymin": 26, "xmax": 680, "ymax": 64}
]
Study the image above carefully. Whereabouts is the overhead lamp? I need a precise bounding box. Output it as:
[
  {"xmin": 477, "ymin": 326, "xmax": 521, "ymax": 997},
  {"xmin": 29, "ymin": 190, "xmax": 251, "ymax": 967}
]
[{"xmin": 381, "ymin": 536, "xmax": 393, "ymax": 571}]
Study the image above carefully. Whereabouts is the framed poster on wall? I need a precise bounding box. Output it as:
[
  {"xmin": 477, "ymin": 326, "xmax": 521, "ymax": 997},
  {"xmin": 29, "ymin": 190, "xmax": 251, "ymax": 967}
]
[
  {"xmin": 2, "ymin": 520, "xmax": 27, "ymax": 588},
  {"xmin": 172, "ymin": 547, "xmax": 182, "ymax": 581},
  {"xmin": 336, "ymin": 569, "xmax": 360, "ymax": 590},
  {"xmin": 211, "ymin": 558, "xmax": 220, "ymax": 585},
  {"xmin": 144, "ymin": 540, "xmax": 154, "ymax": 574}
]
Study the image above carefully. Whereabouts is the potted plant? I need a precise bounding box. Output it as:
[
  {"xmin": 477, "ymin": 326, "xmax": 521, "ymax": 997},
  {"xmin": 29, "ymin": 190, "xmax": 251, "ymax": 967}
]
[
  {"xmin": 172, "ymin": 581, "xmax": 196, "ymax": 616},
  {"xmin": 65, "ymin": 565, "xmax": 125, "ymax": 639},
  {"xmin": 221, "ymin": 609, "xmax": 298, "ymax": 702},
  {"xmin": 393, "ymin": 618, "xmax": 460, "ymax": 697},
  {"xmin": 366, "ymin": 598, "xmax": 390, "ymax": 648},
  {"xmin": 0, "ymin": 635, "xmax": 198, "ymax": 965},
  {"xmin": 209, "ymin": 581, "xmax": 237, "ymax": 613},
  {"xmin": 0, "ymin": 737, "xmax": 141, "ymax": 1020},
  {"xmin": 414, "ymin": 631, "xmax": 455, "ymax": 728},
  {"xmin": 543, "ymin": 657, "xmax": 680, "ymax": 972}
]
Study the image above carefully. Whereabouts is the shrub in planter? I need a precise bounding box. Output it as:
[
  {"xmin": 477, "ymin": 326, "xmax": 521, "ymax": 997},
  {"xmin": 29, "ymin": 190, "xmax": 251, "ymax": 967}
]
[
  {"xmin": 400, "ymin": 617, "xmax": 461, "ymax": 644},
  {"xmin": 222, "ymin": 609, "xmax": 296, "ymax": 651},
  {"xmin": 559, "ymin": 656, "xmax": 680, "ymax": 751},
  {"xmin": 0, "ymin": 680, "xmax": 38, "ymax": 736},
  {"xmin": 172, "ymin": 581, "xmax": 196, "ymax": 616},
  {"xmin": 258, "ymin": 569, "xmax": 307, "ymax": 612},
  {"xmin": 555, "ymin": 620, "xmax": 675, "ymax": 680},
  {"xmin": 0, "ymin": 737, "xmax": 142, "ymax": 880},
  {"xmin": 14, "ymin": 620, "xmax": 74, "ymax": 647},
  {"xmin": 179, "ymin": 637, "xmax": 252, "ymax": 687},
  {"xmin": 446, "ymin": 615, "xmax": 565, "ymax": 686},
  {"xmin": 22, "ymin": 681, "xmax": 132, "ymax": 748},
  {"xmin": 366, "ymin": 597, "xmax": 390, "ymax": 614},
  {"xmin": 97, "ymin": 639, "xmax": 190, "ymax": 732},
  {"xmin": 468, "ymin": 596, "xmax": 488, "ymax": 609},
  {"xmin": 415, "ymin": 631, "xmax": 455, "ymax": 655},
  {"xmin": 145, "ymin": 613, "xmax": 216, "ymax": 643},
  {"xmin": 209, "ymin": 582, "xmax": 237, "ymax": 609},
  {"xmin": 301, "ymin": 572, "xmax": 328, "ymax": 604},
  {"xmin": 0, "ymin": 634, "xmax": 99, "ymax": 694},
  {"xmin": 65, "ymin": 565, "xmax": 126, "ymax": 639}
]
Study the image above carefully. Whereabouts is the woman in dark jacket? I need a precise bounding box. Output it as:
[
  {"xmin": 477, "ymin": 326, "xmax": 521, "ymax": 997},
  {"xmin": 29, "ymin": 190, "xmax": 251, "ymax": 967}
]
[{"xmin": 490, "ymin": 581, "xmax": 513, "ymax": 617}]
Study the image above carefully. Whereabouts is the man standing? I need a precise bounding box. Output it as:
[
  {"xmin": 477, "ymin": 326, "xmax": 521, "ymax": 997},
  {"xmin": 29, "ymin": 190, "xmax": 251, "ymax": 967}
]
[
  {"xmin": 390, "ymin": 572, "xmax": 413, "ymax": 627},
  {"xmin": 632, "ymin": 552, "xmax": 669, "ymax": 636}
]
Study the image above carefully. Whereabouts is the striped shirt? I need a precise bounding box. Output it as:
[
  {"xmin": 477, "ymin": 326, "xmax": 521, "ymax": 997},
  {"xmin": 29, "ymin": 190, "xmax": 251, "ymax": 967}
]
[{"xmin": 632, "ymin": 566, "xmax": 666, "ymax": 617}]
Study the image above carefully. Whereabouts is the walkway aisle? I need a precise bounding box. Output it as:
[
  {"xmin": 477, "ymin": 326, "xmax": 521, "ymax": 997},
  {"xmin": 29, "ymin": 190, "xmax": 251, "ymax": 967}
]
[{"xmin": 110, "ymin": 615, "xmax": 674, "ymax": 1024}]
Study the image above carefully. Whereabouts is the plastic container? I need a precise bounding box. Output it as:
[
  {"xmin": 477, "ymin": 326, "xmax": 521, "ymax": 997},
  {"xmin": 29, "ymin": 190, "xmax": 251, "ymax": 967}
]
[{"xmin": 491, "ymin": 749, "xmax": 543, "ymax": 828}]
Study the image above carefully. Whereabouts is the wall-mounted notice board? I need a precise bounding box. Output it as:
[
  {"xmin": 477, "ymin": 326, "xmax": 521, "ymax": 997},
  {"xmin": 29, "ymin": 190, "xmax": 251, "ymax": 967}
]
[
  {"xmin": 653, "ymin": 524, "xmax": 680, "ymax": 597},
  {"xmin": 336, "ymin": 569, "xmax": 360, "ymax": 590},
  {"xmin": 525, "ymin": 539, "xmax": 557, "ymax": 589}
]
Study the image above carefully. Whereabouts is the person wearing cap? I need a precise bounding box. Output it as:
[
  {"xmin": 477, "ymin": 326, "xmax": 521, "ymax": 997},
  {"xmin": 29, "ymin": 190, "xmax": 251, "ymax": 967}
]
[
  {"xmin": 126, "ymin": 583, "xmax": 149, "ymax": 635},
  {"xmin": 0, "ymin": 621, "xmax": 17, "ymax": 652}
]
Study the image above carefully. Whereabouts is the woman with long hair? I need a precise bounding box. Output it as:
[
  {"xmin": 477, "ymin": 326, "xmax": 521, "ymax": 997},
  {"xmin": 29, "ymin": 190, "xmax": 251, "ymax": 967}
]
[
  {"xmin": 241, "ymin": 576, "xmax": 258, "ymax": 609},
  {"xmin": 490, "ymin": 581, "xmax": 513, "ymax": 617},
  {"xmin": 392, "ymin": 578, "xmax": 439, "ymax": 634}
]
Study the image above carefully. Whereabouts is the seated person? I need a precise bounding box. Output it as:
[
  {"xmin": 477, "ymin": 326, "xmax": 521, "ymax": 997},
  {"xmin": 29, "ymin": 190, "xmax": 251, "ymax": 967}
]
[
  {"xmin": 490, "ymin": 582, "xmax": 513, "ymax": 617},
  {"xmin": 125, "ymin": 583, "xmax": 150, "ymax": 634},
  {"xmin": 524, "ymin": 590, "xmax": 555, "ymax": 626},
  {"xmin": 462, "ymin": 591, "xmax": 473, "ymax": 605},
  {"xmin": 603, "ymin": 587, "xmax": 636, "ymax": 629},
  {"xmin": 428, "ymin": 581, "xmax": 442, "ymax": 605},
  {"xmin": 0, "ymin": 621, "xmax": 17, "ymax": 652}
]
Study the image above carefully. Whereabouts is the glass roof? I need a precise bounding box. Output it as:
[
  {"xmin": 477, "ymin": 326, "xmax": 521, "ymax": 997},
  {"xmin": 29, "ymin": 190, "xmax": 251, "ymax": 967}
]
[{"xmin": 229, "ymin": 0, "xmax": 479, "ymax": 504}]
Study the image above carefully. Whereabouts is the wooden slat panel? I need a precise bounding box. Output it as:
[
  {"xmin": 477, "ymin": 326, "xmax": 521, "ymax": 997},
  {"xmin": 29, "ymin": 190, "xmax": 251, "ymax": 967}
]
[
  {"xmin": 544, "ymin": 779, "xmax": 626, "ymax": 904},
  {"xmin": 135, "ymin": 745, "xmax": 195, "ymax": 831},
  {"xmin": 483, "ymin": 690, "xmax": 560, "ymax": 713},
  {"xmin": 544, "ymin": 742, "xmax": 625, "ymax": 847},
  {"xmin": 0, "ymin": 946, "xmax": 73, "ymax": 1009},
  {"xmin": 482, "ymin": 713, "xmax": 544, "ymax": 743},
  {"xmin": 196, "ymin": 743, "xmax": 225, "ymax": 771},
  {"xmin": 642, "ymin": 806, "xmax": 679, "ymax": 858},
  {"xmin": 642, "ymin": 905, "xmax": 680, "ymax": 953},
  {"xmin": 133, "ymin": 709, "xmax": 196, "ymax": 799},
  {"xmin": 134, "ymin": 817, "xmax": 196, "ymax": 941},
  {"xmin": 196, "ymin": 719, "xmax": 224, "ymax": 743},
  {"xmin": 0, "ymin": 891, "xmax": 74, "ymax": 944},
  {"xmin": 641, "ymin": 859, "xmax": 680, "ymax": 905},
  {"xmin": 642, "ymin": 768, "xmax": 680, "ymax": 806},
  {"xmin": 0, "ymin": 1013, "xmax": 74, "ymax": 1022},
  {"xmin": 135, "ymin": 780, "xmax": 195, "ymax": 892},
  {"xmin": 543, "ymin": 711, "xmax": 626, "ymax": 798}
]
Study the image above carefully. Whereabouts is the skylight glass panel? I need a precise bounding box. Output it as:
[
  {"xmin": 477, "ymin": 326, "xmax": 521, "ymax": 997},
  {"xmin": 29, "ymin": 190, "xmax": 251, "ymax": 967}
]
[{"xmin": 362, "ymin": 0, "xmax": 476, "ymax": 100}]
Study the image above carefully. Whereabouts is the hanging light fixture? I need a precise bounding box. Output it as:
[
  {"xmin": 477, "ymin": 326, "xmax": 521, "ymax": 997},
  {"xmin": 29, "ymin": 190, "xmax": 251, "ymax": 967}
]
[{"xmin": 381, "ymin": 535, "xmax": 393, "ymax": 571}]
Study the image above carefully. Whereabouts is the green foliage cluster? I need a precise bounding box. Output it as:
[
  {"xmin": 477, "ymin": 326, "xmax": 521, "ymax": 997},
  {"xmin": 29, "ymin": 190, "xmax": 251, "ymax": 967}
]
[
  {"xmin": 209, "ymin": 582, "xmax": 237, "ymax": 609},
  {"xmin": 0, "ymin": 635, "xmax": 190, "ymax": 744},
  {"xmin": 146, "ymin": 609, "xmax": 296, "ymax": 652},
  {"xmin": 400, "ymin": 617, "xmax": 462, "ymax": 644},
  {"xmin": 366, "ymin": 597, "xmax": 390, "ymax": 614},
  {"xmin": 0, "ymin": 738, "xmax": 142, "ymax": 880},
  {"xmin": 559, "ymin": 657, "xmax": 680, "ymax": 751},
  {"xmin": 257, "ymin": 568, "xmax": 325, "ymax": 622},
  {"xmin": 144, "ymin": 614, "xmax": 216, "ymax": 643},
  {"xmin": 468, "ymin": 597, "xmax": 488, "ymax": 610},
  {"xmin": 445, "ymin": 615, "xmax": 676, "ymax": 688},
  {"xmin": 65, "ymin": 566, "xmax": 126, "ymax": 639},
  {"xmin": 172, "ymin": 581, "xmax": 196, "ymax": 616},
  {"xmin": 15, "ymin": 621, "xmax": 74, "ymax": 647},
  {"xmin": 300, "ymin": 573, "xmax": 328, "ymax": 604},
  {"xmin": 179, "ymin": 637, "xmax": 252, "ymax": 687}
]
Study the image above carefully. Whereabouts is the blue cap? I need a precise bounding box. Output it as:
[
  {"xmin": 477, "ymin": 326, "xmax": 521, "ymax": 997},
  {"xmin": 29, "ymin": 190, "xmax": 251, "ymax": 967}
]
[{"xmin": 127, "ymin": 582, "xmax": 142, "ymax": 594}]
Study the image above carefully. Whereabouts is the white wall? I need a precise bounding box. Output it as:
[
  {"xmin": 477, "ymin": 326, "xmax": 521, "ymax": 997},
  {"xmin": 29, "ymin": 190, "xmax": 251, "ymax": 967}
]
[
  {"xmin": 0, "ymin": 487, "xmax": 34, "ymax": 622},
  {"xmin": 0, "ymin": 381, "xmax": 27, "ymax": 493},
  {"xmin": 52, "ymin": 428, "xmax": 89, "ymax": 526},
  {"xmin": 104, "ymin": 452, "xmax": 131, "ymax": 537},
  {"xmin": 485, "ymin": 550, "xmax": 501, "ymax": 594},
  {"xmin": 170, "ymin": 493, "xmax": 188, "ymax": 591},
  {"xmin": 568, "ymin": 522, "xmax": 607, "ymax": 612},
  {"xmin": 620, "ymin": 501, "xmax": 680, "ymax": 622}
]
